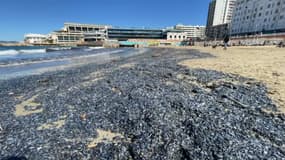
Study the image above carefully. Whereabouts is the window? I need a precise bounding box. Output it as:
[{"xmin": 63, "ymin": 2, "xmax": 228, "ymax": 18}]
[
  {"xmin": 58, "ymin": 36, "xmax": 63, "ymax": 41},
  {"xmin": 273, "ymin": 16, "xmax": 276, "ymax": 21},
  {"xmin": 275, "ymin": 9, "xmax": 279, "ymax": 14},
  {"xmin": 69, "ymin": 27, "xmax": 75, "ymax": 31}
]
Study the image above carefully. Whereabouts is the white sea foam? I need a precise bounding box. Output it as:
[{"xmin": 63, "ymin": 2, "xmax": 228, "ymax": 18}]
[
  {"xmin": 0, "ymin": 50, "xmax": 19, "ymax": 56},
  {"xmin": 89, "ymin": 47, "xmax": 104, "ymax": 50},
  {"xmin": 84, "ymin": 47, "xmax": 105, "ymax": 51},
  {"xmin": 46, "ymin": 47, "xmax": 72, "ymax": 52},
  {"xmin": 0, "ymin": 49, "xmax": 47, "ymax": 56},
  {"xmin": 19, "ymin": 49, "xmax": 46, "ymax": 54}
]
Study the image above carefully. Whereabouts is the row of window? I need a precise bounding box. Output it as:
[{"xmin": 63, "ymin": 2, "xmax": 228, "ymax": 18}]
[
  {"xmin": 236, "ymin": 0, "xmax": 284, "ymax": 10},
  {"xmin": 168, "ymin": 35, "xmax": 187, "ymax": 39},
  {"xmin": 68, "ymin": 27, "xmax": 106, "ymax": 33},
  {"xmin": 235, "ymin": 8, "xmax": 285, "ymax": 17},
  {"xmin": 58, "ymin": 36, "xmax": 81, "ymax": 41},
  {"xmin": 233, "ymin": 14, "xmax": 285, "ymax": 23},
  {"xmin": 25, "ymin": 37, "xmax": 46, "ymax": 40},
  {"xmin": 231, "ymin": 23, "xmax": 284, "ymax": 33}
]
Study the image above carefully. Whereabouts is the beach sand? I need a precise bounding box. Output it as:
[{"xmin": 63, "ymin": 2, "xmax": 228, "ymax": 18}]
[{"xmin": 180, "ymin": 46, "xmax": 285, "ymax": 113}]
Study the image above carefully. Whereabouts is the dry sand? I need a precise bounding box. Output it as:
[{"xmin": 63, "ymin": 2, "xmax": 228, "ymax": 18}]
[
  {"xmin": 14, "ymin": 94, "xmax": 43, "ymax": 117},
  {"xmin": 179, "ymin": 46, "xmax": 285, "ymax": 113},
  {"xmin": 87, "ymin": 129, "xmax": 126, "ymax": 148}
]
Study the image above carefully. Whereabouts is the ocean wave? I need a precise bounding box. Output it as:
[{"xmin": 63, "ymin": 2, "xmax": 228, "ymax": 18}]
[
  {"xmin": 0, "ymin": 49, "xmax": 47, "ymax": 56},
  {"xmin": 19, "ymin": 49, "xmax": 46, "ymax": 54},
  {"xmin": 46, "ymin": 47, "xmax": 72, "ymax": 52},
  {"xmin": 0, "ymin": 50, "xmax": 19, "ymax": 56},
  {"xmin": 84, "ymin": 47, "xmax": 105, "ymax": 51}
]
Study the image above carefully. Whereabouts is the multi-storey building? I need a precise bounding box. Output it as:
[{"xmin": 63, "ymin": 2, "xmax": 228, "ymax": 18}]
[
  {"xmin": 231, "ymin": 0, "xmax": 285, "ymax": 36},
  {"xmin": 24, "ymin": 34, "xmax": 47, "ymax": 44},
  {"xmin": 206, "ymin": 0, "xmax": 237, "ymax": 39},
  {"xmin": 173, "ymin": 24, "xmax": 206, "ymax": 40},
  {"xmin": 207, "ymin": 0, "xmax": 237, "ymax": 26},
  {"xmin": 51, "ymin": 23, "xmax": 110, "ymax": 44}
]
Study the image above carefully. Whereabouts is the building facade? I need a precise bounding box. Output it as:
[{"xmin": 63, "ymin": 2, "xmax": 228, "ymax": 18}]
[
  {"xmin": 207, "ymin": 0, "xmax": 217, "ymax": 27},
  {"xmin": 24, "ymin": 34, "xmax": 47, "ymax": 44},
  {"xmin": 231, "ymin": 0, "xmax": 285, "ymax": 36},
  {"xmin": 207, "ymin": 0, "xmax": 237, "ymax": 26},
  {"xmin": 107, "ymin": 28, "xmax": 166, "ymax": 40},
  {"xmin": 206, "ymin": 0, "xmax": 237, "ymax": 39},
  {"xmin": 174, "ymin": 24, "xmax": 206, "ymax": 40},
  {"xmin": 50, "ymin": 23, "xmax": 110, "ymax": 44},
  {"xmin": 166, "ymin": 31, "xmax": 188, "ymax": 41},
  {"xmin": 206, "ymin": 24, "xmax": 229, "ymax": 40}
]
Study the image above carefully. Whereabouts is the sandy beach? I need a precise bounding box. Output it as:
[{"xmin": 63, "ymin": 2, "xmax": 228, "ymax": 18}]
[{"xmin": 180, "ymin": 46, "xmax": 285, "ymax": 113}]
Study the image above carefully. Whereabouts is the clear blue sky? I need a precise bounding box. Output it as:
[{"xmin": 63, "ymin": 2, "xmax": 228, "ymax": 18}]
[{"xmin": 0, "ymin": 0, "xmax": 210, "ymax": 41}]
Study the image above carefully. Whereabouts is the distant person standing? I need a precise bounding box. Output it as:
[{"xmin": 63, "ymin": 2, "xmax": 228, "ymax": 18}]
[{"xmin": 223, "ymin": 34, "xmax": 230, "ymax": 50}]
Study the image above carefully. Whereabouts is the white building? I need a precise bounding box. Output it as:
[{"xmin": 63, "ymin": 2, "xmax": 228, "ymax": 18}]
[
  {"xmin": 206, "ymin": 0, "xmax": 237, "ymax": 39},
  {"xmin": 231, "ymin": 0, "xmax": 285, "ymax": 36},
  {"xmin": 51, "ymin": 23, "xmax": 111, "ymax": 44},
  {"xmin": 167, "ymin": 31, "xmax": 188, "ymax": 41},
  {"xmin": 174, "ymin": 24, "xmax": 206, "ymax": 39},
  {"xmin": 24, "ymin": 34, "xmax": 47, "ymax": 44},
  {"xmin": 207, "ymin": 0, "xmax": 237, "ymax": 26}
]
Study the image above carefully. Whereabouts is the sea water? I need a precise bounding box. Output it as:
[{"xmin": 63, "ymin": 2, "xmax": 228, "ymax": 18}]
[{"xmin": 0, "ymin": 46, "xmax": 149, "ymax": 80}]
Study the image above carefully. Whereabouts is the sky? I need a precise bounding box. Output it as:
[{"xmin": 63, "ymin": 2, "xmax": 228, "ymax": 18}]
[{"xmin": 0, "ymin": 0, "xmax": 210, "ymax": 41}]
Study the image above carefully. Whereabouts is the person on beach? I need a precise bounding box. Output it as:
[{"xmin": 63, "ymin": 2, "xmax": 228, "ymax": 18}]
[{"xmin": 223, "ymin": 34, "xmax": 230, "ymax": 50}]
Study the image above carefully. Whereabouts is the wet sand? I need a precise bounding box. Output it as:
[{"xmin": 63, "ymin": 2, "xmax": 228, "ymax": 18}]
[{"xmin": 180, "ymin": 46, "xmax": 285, "ymax": 113}]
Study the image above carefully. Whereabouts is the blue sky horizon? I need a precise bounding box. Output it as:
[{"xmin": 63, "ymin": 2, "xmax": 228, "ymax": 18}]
[{"xmin": 0, "ymin": 0, "xmax": 210, "ymax": 41}]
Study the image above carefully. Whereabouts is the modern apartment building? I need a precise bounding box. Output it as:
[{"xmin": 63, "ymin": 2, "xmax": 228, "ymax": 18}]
[
  {"xmin": 206, "ymin": 0, "xmax": 237, "ymax": 39},
  {"xmin": 231, "ymin": 0, "xmax": 285, "ymax": 36},
  {"xmin": 174, "ymin": 24, "xmax": 206, "ymax": 39}
]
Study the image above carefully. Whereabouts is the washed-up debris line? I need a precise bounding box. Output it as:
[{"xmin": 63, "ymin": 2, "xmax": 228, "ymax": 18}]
[{"xmin": 0, "ymin": 48, "xmax": 285, "ymax": 159}]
